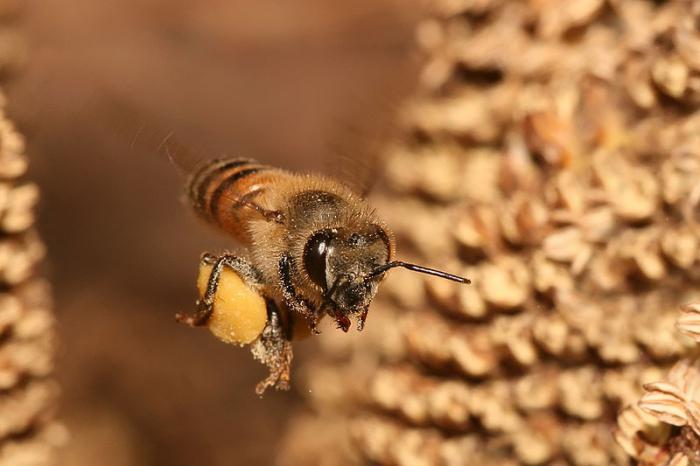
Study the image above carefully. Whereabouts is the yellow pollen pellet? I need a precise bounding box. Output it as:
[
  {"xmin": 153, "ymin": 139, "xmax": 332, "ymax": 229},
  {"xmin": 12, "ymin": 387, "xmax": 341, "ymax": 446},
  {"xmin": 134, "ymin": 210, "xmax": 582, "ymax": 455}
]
[{"xmin": 197, "ymin": 263, "xmax": 267, "ymax": 345}]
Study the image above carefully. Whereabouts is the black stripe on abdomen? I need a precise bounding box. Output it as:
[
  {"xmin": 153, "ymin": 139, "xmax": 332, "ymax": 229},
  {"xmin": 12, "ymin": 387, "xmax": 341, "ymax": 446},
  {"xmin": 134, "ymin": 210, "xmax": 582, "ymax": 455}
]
[
  {"xmin": 209, "ymin": 167, "xmax": 267, "ymax": 220},
  {"xmin": 190, "ymin": 158, "xmax": 255, "ymax": 212}
]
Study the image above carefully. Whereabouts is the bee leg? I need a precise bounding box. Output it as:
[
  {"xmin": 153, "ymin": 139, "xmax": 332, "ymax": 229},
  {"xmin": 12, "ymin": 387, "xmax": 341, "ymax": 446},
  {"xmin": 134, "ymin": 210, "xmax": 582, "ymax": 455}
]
[
  {"xmin": 240, "ymin": 201, "xmax": 284, "ymax": 224},
  {"xmin": 357, "ymin": 307, "xmax": 369, "ymax": 332},
  {"xmin": 250, "ymin": 300, "xmax": 293, "ymax": 396},
  {"xmin": 200, "ymin": 252, "xmax": 217, "ymax": 265},
  {"xmin": 175, "ymin": 253, "xmax": 263, "ymax": 327},
  {"xmin": 235, "ymin": 193, "xmax": 285, "ymax": 224},
  {"xmin": 278, "ymin": 254, "xmax": 321, "ymax": 333}
]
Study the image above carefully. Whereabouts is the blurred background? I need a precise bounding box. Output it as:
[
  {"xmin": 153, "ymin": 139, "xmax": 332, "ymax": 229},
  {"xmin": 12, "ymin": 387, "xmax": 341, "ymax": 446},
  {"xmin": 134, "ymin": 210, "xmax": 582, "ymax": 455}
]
[{"xmin": 4, "ymin": 1, "xmax": 420, "ymax": 464}]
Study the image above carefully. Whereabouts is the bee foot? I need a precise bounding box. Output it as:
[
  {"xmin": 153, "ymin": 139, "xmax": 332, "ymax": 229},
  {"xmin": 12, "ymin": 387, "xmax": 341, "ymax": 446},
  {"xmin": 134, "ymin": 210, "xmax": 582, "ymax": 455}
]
[
  {"xmin": 199, "ymin": 252, "xmax": 217, "ymax": 265},
  {"xmin": 176, "ymin": 300, "xmax": 212, "ymax": 327},
  {"xmin": 174, "ymin": 312, "xmax": 197, "ymax": 327},
  {"xmin": 251, "ymin": 313, "xmax": 294, "ymax": 396},
  {"xmin": 305, "ymin": 314, "xmax": 322, "ymax": 334}
]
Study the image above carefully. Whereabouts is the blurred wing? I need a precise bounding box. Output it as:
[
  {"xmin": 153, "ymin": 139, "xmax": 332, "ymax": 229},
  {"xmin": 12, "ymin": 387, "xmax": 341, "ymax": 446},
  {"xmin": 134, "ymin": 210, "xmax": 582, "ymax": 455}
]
[
  {"xmin": 321, "ymin": 4, "xmax": 421, "ymax": 197},
  {"xmin": 101, "ymin": 93, "xmax": 283, "ymax": 217},
  {"xmin": 148, "ymin": 130, "xmax": 203, "ymax": 176},
  {"xmin": 323, "ymin": 74, "xmax": 417, "ymax": 198},
  {"xmin": 101, "ymin": 91, "xmax": 209, "ymax": 178}
]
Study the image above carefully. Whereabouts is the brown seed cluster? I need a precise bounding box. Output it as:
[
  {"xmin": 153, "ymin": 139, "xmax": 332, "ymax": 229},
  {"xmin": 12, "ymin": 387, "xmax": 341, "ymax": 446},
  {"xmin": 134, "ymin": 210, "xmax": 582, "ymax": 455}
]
[
  {"xmin": 616, "ymin": 306, "xmax": 700, "ymax": 466},
  {"xmin": 280, "ymin": 1, "xmax": 700, "ymax": 465},
  {"xmin": 0, "ymin": 106, "xmax": 62, "ymax": 465},
  {"xmin": 0, "ymin": 4, "xmax": 63, "ymax": 465}
]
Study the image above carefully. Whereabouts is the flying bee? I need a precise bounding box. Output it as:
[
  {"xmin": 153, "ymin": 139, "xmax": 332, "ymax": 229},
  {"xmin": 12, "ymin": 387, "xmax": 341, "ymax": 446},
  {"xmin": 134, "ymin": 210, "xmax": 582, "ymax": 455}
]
[{"xmin": 175, "ymin": 157, "xmax": 470, "ymax": 394}]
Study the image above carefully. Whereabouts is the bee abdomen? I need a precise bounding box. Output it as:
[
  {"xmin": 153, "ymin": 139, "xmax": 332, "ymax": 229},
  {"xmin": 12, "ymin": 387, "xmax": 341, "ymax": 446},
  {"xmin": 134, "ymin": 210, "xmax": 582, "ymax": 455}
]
[{"xmin": 187, "ymin": 158, "xmax": 277, "ymax": 241}]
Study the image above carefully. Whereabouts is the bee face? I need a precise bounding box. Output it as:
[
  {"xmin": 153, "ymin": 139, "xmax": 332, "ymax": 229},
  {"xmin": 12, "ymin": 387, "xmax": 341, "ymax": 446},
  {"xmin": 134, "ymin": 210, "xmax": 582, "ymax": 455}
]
[{"xmin": 303, "ymin": 225, "xmax": 391, "ymax": 327}]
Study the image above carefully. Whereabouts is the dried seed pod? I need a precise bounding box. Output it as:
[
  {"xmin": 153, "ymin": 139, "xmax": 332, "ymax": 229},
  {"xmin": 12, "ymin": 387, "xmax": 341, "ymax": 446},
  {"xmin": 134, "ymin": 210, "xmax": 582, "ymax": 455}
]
[
  {"xmin": 558, "ymin": 366, "xmax": 604, "ymax": 420},
  {"xmin": 675, "ymin": 21, "xmax": 700, "ymax": 72},
  {"xmin": 661, "ymin": 227, "xmax": 698, "ymax": 270},
  {"xmin": 638, "ymin": 383, "xmax": 689, "ymax": 426},
  {"xmin": 561, "ymin": 424, "xmax": 613, "ymax": 466},
  {"xmin": 634, "ymin": 305, "xmax": 687, "ymax": 360},
  {"xmin": 532, "ymin": 253, "xmax": 574, "ymax": 296},
  {"xmin": 425, "ymin": 381, "xmax": 471, "ymax": 430},
  {"xmin": 616, "ymin": 228, "xmax": 667, "ymax": 282},
  {"xmin": 532, "ymin": 312, "xmax": 577, "ymax": 358},
  {"xmin": 479, "ymin": 256, "xmax": 531, "ymax": 310},
  {"xmin": 514, "ymin": 369, "xmax": 558, "ymax": 410},
  {"xmin": 448, "ymin": 327, "xmax": 498, "ymax": 377},
  {"xmin": 369, "ymin": 367, "xmax": 431, "ymax": 425},
  {"xmin": 603, "ymin": 365, "xmax": 666, "ymax": 408},
  {"xmin": 0, "ymin": 183, "xmax": 38, "ymax": 233},
  {"xmin": 489, "ymin": 314, "xmax": 538, "ymax": 366},
  {"xmin": 499, "ymin": 194, "xmax": 549, "ymax": 246},
  {"xmin": 542, "ymin": 227, "xmax": 587, "ymax": 264},
  {"xmin": 511, "ymin": 419, "xmax": 556, "ymax": 464},
  {"xmin": 0, "ymin": 113, "xmax": 26, "ymax": 180},
  {"xmin": 678, "ymin": 303, "xmax": 700, "ymax": 342},
  {"xmin": 533, "ymin": 0, "xmax": 605, "ymax": 39},
  {"xmin": 624, "ymin": 58, "xmax": 657, "ymax": 109},
  {"xmin": 652, "ymin": 54, "xmax": 690, "ymax": 99},
  {"xmin": 453, "ymin": 205, "xmax": 502, "ymax": 258},
  {"xmin": 612, "ymin": 169, "xmax": 659, "ymax": 223},
  {"xmin": 615, "ymin": 404, "xmax": 670, "ymax": 462},
  {"xmin": 0, "ymin": 10, "xmax": 59, "ymax": 465},
  {"xmin": 523, "ymin": 111, "xmax": 577, "ymax": 169},
  {"xmin": 635, "ymin": 358, "xmax": 700, "ymax": 441},
  {"xmin": 469, "ymin": 382, "xmax": 524, "ymax": 433}
]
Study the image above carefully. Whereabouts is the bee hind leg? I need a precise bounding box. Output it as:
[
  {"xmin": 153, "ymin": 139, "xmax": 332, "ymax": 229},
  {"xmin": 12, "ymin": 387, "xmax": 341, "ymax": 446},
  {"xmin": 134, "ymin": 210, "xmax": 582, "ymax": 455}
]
[
  {"xmin": 250, "ymin": 301, "xmax": 293, "ymax": 396},
  {"xmin": 175, "ymin": 253, "xmax": 263, "ymax": 327}
]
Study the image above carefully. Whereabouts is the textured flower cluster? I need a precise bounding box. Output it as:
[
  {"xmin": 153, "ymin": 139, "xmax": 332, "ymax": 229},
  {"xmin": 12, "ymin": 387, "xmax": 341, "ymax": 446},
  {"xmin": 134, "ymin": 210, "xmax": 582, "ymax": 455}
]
[
  {"xmin": 281, "ymin": 1, "xmax": 700, "ymax": 465},
  {"xmin": 616, "ymin": 304, "xmax": 700, "ymax": 466},
  {"xmin": 0, "ymin": 5, "xmax": 63, "ymax": 465}
]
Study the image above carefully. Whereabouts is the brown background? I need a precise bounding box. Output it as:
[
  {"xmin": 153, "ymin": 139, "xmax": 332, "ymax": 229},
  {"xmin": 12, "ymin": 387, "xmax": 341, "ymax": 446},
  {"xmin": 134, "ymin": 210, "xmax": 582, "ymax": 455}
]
[{"xmin": 4, "ymin": 1, "xmax": 419, "ymax": 464}]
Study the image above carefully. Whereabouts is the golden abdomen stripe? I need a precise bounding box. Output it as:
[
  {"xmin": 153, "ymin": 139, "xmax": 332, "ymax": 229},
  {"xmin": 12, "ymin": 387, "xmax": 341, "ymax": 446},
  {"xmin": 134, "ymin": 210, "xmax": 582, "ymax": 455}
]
[
  {"xmin": 189, "ymin": 158, "xmax": 255, "ymax": 213},
  {"xmin": 208, "ymin": 166, "xmax": 268, "ymax": 218},
  {"xmin": 187, "ymin": 158, "xmax": 274, "ymax": 242}
]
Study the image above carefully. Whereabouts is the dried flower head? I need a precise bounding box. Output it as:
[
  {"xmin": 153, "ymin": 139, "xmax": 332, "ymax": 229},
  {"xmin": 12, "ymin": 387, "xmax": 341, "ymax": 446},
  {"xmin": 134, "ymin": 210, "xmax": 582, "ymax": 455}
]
[{"xmin": 280, "ymin": 1, "xmax": 700, "ymax": 465}]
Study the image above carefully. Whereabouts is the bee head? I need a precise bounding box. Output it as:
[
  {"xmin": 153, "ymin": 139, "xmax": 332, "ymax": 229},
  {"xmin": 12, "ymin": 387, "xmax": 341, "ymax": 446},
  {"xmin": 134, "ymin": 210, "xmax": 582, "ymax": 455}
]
[
  {"xmin": 302, "ymin": 225, "xmax": 470, "ymax": 332},
  {"xmin": 303, "ymin": 225, "xmax": 391, "ymax": 332}
]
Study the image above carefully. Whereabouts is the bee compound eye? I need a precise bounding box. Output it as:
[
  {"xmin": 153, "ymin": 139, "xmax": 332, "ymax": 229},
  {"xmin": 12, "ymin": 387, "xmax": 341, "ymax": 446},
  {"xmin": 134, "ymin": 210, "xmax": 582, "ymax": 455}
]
[{"xmin": 303, "ymin": 230, "xmax": 336, "ymax": 291}]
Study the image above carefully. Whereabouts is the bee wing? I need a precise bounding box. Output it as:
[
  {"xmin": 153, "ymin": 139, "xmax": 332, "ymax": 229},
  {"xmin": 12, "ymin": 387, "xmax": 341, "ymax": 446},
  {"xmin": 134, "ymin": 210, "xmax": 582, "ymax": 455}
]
[
  {"xmin": 320, "ymin": 19, "xmax": 420, "ymax": 198},
  {"xmin": 149, "ymin": 131, "xmax": 204, "ymax": 176},
  {"xmin": 103, "ymin": 93, "xmax": 260, "ymax": 213},
  {"xmin": 103, "ymin": 93, "xmax": 209, "ymax": 176},
  {"xmin": 324, "ymin": 126, "xmax": 384, "ymax": 198}
]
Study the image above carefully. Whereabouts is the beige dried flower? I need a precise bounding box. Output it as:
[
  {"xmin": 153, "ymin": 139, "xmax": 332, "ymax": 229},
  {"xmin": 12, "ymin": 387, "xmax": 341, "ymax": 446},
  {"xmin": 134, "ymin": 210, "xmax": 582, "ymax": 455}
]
[
  {"xmin": 639, "ymin": 381, "xmax": 689, "ymax": 426},
  {"xmin": 615, "ymin": 404, "xmax": 670, "ymax": 464},
  {"xmin": 652, "ymin": 54, "xmax": 690, "ymax": 99},
  {"xmin": 0, "ymin": 12, "xmax": 59, "ymax": 464},
  {"xmin": 675, "ymin": 20, "xmax": 700, "ymax": 72},
  {"xmin": 678, "ymin": 303, "xmax": 700, "ymax": 342}
]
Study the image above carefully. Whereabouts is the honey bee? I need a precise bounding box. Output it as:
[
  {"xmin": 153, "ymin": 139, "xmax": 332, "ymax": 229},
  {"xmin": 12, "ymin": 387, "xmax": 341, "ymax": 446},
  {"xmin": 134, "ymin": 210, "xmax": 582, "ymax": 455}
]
[{"xmin": 175, "ymin": 157, "xmax": 470, "ymax": 394}]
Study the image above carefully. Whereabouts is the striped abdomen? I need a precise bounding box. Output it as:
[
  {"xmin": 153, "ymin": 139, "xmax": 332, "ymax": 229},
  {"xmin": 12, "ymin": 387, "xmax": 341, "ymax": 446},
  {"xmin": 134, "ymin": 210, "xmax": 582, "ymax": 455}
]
[{"xmin": 187, "ymin": 158, "xmax": 281, "ymax": 243}]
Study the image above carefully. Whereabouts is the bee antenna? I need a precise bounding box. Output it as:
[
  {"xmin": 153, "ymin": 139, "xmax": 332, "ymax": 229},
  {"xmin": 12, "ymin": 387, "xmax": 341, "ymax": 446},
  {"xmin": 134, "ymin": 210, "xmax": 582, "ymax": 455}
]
[{"xmin": 365, "ymin": 261, "xmax": 470, "ymax": 284}]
